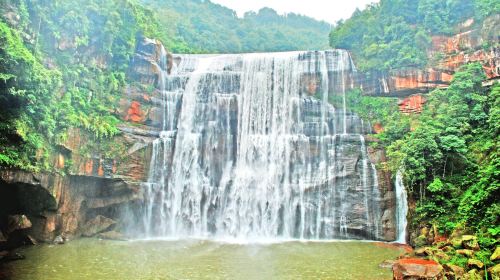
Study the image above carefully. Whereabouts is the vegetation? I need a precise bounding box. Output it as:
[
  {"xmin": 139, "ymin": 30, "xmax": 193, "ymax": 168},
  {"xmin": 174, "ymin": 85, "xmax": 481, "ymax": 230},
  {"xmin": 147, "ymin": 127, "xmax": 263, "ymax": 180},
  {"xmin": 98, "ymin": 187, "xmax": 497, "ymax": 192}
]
[
  {"xmin": 1, "ymin": 0, "xmax": 498, "ymax": 265},
  {"xmin": 141, "ymin": 0, "xmax": 331, "ymax": 53},
  {"xmin": 0, "ymin": 0, "xmax": 337, "ymax": 171},
  {"xmin": 346, "ymin": 64, "xmax": 497, "ymax": 263},
  {"xmin": 329, "ymin": 0, "xmax": 500, "ymax": 72},
  {"xmin": 0, "ymin": 0, "xmax": 167, "ymax": 170}
]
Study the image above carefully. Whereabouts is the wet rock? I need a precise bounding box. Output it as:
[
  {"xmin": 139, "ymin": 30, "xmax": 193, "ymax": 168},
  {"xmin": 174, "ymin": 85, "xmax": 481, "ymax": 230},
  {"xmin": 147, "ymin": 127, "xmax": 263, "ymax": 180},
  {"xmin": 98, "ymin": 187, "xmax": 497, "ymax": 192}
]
[
  {"xmin": 467, "ymin": 259, "xmax": 484, "ymax": 269},
  {"xmin": 1, "ymin": 252, "xmax": 25, "ymax": 262},
  {"xmin": 443, "ymin": 264, "xmax": 465, "ymax": 279},
  {"xmin": 81, "ymin": 215, "xmax": 116, "ymax": 237},
  {"xmin": 456, "ymin": 249, "xmax": 474, "ymax": 258},
  {"xmin": 0, "ymin": 251, "xmax": 8, "ymax": 259},
  {"xmin": 392, "ymin": 258, "xmax": 444, "ymax": 280},
  {"xmin": 53, "ymin": 235, "xmax": 65, "ymax": 245},
  {"xmin": 97, "ymin": 231, "xmax": 127, "ymax": 241},
  {"xmin": 488, "ymin": 263, "xmax": 500, "ymax": 279},
  {"xmin": 432, "ymin": 250, "xmax": 451, "ymax": 262},
  {"xmin": 24, "ymin": 235, "xmax": 37, "ymax": 245},
  {"xmin": 490, "ymin": 246, "xmax": 500, "ymax": 261},
  {"xmin": 464, "ymin": 268, "xmax": 482, "ymax": 280},
  {"xmin": 461, "ymin": 235, "xmax": 480, "ymax": 251},
  {"xmin": 380, "ymin": 259, "xmax": 396, "ymax": 269},
  {"xmin": 451, "ymin": 237, "xmax": 463, "ymax": 248},
  {"xmin": 414, "ymin": 247, "xmax": 427, "ymax": 256},
  {"xmin": 7, "ymin": 215, "xmax": 32, "ymax": 234},
  {"xmin": 441, "ymin": 246, "xmax": 454, "ymax": 253},
  {"xmin": 414, "ymin": 235, "xmax": 428, "ymax": 247}
]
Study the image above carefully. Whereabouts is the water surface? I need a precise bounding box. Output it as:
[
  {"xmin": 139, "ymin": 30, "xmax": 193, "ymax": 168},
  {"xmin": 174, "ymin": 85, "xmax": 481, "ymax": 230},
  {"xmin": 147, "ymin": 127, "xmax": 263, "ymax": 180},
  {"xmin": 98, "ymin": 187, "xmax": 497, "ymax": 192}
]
[{"xmin": 1, "ymin": 239, "xmax": 403, "ymax": 280}]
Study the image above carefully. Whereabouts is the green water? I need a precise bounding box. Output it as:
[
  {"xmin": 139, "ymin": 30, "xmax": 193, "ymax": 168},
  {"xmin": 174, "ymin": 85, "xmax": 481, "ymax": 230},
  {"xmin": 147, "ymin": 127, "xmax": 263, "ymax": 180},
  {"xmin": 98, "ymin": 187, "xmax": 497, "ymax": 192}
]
[{"xmin": 1, "ymin": 239, "xmax": 403, "ymax": 280}]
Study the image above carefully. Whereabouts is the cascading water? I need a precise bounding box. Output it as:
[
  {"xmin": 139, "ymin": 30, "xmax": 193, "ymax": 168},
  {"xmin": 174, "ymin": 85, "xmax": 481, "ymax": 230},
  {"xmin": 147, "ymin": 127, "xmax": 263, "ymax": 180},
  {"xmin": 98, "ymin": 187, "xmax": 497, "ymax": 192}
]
[
  {"xmin": 395, "ymin": 171, "xmax": 408, "ymax": 243},
  {"xmin": 141, "ymin": 50, "xmax": 385, "ymax": 241}
]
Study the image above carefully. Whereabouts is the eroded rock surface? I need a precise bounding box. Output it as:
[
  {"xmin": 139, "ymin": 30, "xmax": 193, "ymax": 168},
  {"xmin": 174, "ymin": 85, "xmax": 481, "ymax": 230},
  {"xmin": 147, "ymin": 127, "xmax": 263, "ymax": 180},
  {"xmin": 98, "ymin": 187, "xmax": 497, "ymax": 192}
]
[
  {"xmin": 392, "ymin": 258, "xmax": 444, "ymax": 280},
  {"xmin": 361, "ymin": 15, "xmax": 500, "ymax": 98}
]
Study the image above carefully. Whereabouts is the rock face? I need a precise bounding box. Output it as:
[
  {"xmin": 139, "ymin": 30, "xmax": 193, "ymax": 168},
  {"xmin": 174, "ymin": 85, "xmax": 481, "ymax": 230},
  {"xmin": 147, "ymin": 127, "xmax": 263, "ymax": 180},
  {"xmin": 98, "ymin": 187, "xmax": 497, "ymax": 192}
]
[
  {"xmin": 81, "ymin": 215, "xmax": 116, "ymax": 237},
  {"xmin": 392, "ymin": 258, "xmax": 444, "ymax": 280},
  {"xmin": 0, "ymin": 37, "xmax": 399, "ymax": 243},
  {"xmin": 361, "ymin": 15, "xmax": 500, "ymax": 98},
  {"xmin": 398, "ymin": 95, "xmax": 427, "ymax": 115},
  {"xmin": 134, "ymin": 50, "xmax": 397, "ymax": 241},
  {"xmin": 0, "ymin": 37, "xmax": 167, "ymax": 243},
  {"xmin": 0, "ymin": 170, "xmax": 141, "ymax": 242}
]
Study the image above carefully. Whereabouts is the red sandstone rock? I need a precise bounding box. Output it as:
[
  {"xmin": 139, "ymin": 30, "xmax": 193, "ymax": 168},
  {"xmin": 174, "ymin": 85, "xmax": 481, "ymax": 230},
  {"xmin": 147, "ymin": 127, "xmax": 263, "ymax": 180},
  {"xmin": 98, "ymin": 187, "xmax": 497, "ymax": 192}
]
[
  {"xmin": 392, "ymin": 258, "xmax": 444, "ymax": 280},
  {"xmin": 398, "ymin": 95, "xmax": 427, "ymax": 114},
  {"xmin": 124, "ymin": 101, "xmax": 146, "ymax": 123},
  {"xmin": 84, "ymin": 159, "xmax": 93, "ymax": 175},
  {"xmin": 363, "ymin": 15, "xmax": 499, "ymax": 98},
  {"xmin": 373, "ymin": 123, "xmax": 384, "ymax": 134}
]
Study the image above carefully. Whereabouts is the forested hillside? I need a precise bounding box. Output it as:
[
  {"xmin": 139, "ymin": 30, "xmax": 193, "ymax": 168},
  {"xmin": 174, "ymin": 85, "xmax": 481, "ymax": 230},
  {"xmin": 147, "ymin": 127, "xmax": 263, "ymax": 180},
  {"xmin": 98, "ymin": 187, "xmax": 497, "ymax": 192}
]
[
  {"xmin": 0, "ymin": 0, "xmax": 332, "ymax": 172},
  {"xmin": 140, "ymin": 0, "xmax": 331, "ymax": 53},
  {"xmin": 330, "ymin": 0, "xmax": 500, "ymax": 71},
  {"xmin": 331, "ymin": 0, "xmax": 499, "ymax": 273},
  {"xmin": 0, "ymin": 0, "xmax": 170, "ymax": 171}
]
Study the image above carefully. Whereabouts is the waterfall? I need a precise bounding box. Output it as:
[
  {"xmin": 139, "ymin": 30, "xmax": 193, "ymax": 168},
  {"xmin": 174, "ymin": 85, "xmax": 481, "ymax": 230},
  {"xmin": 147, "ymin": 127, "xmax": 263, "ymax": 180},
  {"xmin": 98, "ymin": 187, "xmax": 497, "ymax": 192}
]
[
  {"xmin": 140, "ymin": 50, "xmax": 385, "ymax": 241},
  {"xmin": 395, "ymin": 171, "xmax": 408, "ymax": 243}
]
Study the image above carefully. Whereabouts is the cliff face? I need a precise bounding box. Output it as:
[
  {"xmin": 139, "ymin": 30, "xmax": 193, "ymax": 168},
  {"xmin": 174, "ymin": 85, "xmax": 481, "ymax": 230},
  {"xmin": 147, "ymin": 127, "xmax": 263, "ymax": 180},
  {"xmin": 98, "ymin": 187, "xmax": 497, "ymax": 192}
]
[
  {"xmin": 361, "ymin": 15, "xmax": 499, "ymax": 98},
  {"xmin": 0, "ymin": 38, "xmax": 167, "ymax": 245}
]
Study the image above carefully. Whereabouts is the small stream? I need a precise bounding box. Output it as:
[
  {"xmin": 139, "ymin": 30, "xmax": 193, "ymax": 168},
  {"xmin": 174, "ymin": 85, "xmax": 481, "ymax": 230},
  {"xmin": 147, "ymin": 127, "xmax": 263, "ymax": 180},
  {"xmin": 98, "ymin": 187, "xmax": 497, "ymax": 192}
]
[{"xmin": 1, "ymin": 239, "xmax": 404, "ymax": 280}]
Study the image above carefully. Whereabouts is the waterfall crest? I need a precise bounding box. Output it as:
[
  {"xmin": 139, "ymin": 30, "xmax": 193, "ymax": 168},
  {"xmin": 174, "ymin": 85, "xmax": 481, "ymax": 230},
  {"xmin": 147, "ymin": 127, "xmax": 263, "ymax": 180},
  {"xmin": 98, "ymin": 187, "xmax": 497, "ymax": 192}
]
[{"xmin": 141, "ymin": 50, "xmax": 385, "ymax": 241}]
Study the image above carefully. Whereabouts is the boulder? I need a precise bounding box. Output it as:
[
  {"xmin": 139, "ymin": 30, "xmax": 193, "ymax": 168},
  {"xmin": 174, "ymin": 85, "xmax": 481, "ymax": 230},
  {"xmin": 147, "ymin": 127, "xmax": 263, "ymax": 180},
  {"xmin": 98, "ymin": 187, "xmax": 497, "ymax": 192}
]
[
  {"xmin": 461, "ymin": 235, "xmax": 480, "ymax": 251},
  {"xmin": 380, "ymin": 259, "xmax": 397, "ymax": 269},
  {"xmin": 443, "ymin": 264, "xmax": 465, "ymax": 279},
  {"xmin": 0, "ymin": 252, "xmax": 25, "ymax": 262},
  {"xmin": 467, "ymin": 259, "xmax": 484, "ymax": 269},
  {"xmin": 433, "ymin": 250, "xmax": 451, "ymax": 262},
  {"xmin": 441, "ymin": 246, "xmax": 454, "ymax": 253},
  {"xmin": 456, "ymin": 249, "xmax": 475, "ymax": 258},
  {"xmin": 0, "ymin": 251, "xmax": 8, "ymax": 259},
  {"xmin": 414, "ymin": 247, "xmax": 428, "ymax": 256},
  {"xmin": 488, "ymin": 263, "xmax": 500, "ymax": 279},
  {"xmin": 6, "ymin": 215, "xmax": 32, "ymax": 234},
  {"xmin": 392, "ymin": 258, "xmax": 444, "ymax": 280},
  {"xmin": 451, "ymin": 238, "xmax": 463, "ymax": 248},
  {"xmin": 81, "ymin": 215, "xmax": 116, "ymax": 237},
  {"xmin": 24, "ymin": 235, "xmax": 37, "ymax": 245},
  {"xmin": 53, "ymin": 235, "xmax": 65, "ymax": 245},
  {"xmin": 97, "ymin": 231, "xmax": 127, "ymax": 241},
  {"xmin": 491, "ymin": 246, "xmax": 500, "ymax": 262},
  {"xmin": 464, "ymin": 269, "xmax": 482, "ymax": 280},
  {"xmin": 414, "ymin": 235, "xmax": 428, "ymax": 247}
]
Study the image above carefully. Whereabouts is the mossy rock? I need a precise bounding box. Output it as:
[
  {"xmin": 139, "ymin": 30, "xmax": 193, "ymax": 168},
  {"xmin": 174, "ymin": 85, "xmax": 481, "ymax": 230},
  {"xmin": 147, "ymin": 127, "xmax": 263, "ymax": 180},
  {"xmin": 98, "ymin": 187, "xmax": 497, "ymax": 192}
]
[
  {"xmin": 491, "ymin": 246, "xmax": 500, "ymax": 262},
  {"xmin": 456, "ymin": 249, "xmax": 475, "ymax": 258},
  {"xmin": 467, "ymin": 259, "xmax": 484, "ymax": 269},
  {"xmin": 488, "ymin": 263, "xmax": 500, "ymax": 280},
  {"xmin": 463, "ymin": 239, "xmax": 480, "ymax": 251},
  {"xmin": 464, "ymin": 269, "xmax": 483, "ymax": 280},
  {"xmin": 451, "ymin": 238, "xmax": 463, "ymax": 249},
  {"xmin": 414, "ymin": 235, "xmax": 428, "ymax": 247},
  {"xmin": 434, "ymin": 251, "xmax": 451, "ymax": 262}
]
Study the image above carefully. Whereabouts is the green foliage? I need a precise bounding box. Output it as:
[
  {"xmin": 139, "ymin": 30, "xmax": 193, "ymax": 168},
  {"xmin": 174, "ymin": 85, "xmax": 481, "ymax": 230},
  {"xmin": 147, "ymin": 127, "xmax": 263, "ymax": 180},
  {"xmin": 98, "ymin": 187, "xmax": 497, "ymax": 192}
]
[
  {"xmin": 0, "ymin": 0, "xmax": 166, "ymax": 170},
  {"xmin": 141, "ymin": 0, "xmax": 331, "ymax": 53},
  {"xmin": 331, "ymin": 89, "xmax": 399, "ymax": 125},
  {"xmin": 380, "ymin": 63, "xmax": 499, "ymax": 241},
  {"xmin": 446, "ymin": 254, "xmax": 468, "ymax": 267},
  {"xmin": 329, "ymin": 0, "xmax": 496, "ymax": 72}
]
